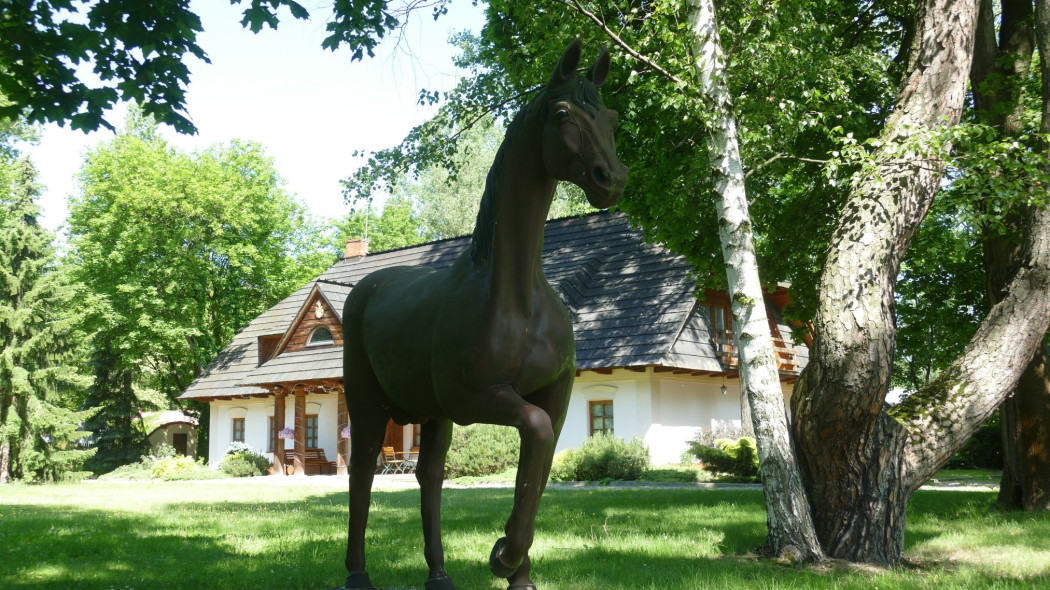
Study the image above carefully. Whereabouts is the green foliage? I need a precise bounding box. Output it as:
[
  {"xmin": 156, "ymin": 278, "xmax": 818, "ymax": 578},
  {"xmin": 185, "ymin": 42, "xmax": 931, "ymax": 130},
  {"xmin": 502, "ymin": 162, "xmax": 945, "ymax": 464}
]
[
  {"xmin": 686, "ymin": 437, "xmax": 760, "ymax": 478},
  {"xmin": 149, "ymin": 455, "xmax": 198, "ymax": 478},
  {"xmin": 948, "ymin": 411, "xmax": 1003, "ymax": 470},
  {"xmin": 0, "ymin": 1, "xmax": 424, "ymax": 133},
  {"xmin": 337, "ymin": 116, "xmax": 592, "ymax": 252},
  {"xmin": 550, "ymin": 433, "xmax": 650, "ymax": 482},
  {"xmin": 1, "ymin": 151, "xmax": 95, "ymax": 483},
  {"xmin": 342, "ymin": 0, "xmax": 902, "ymax": 325},
  {"xmin": 444, "ymin": 423, "xmax": 519, "ymax": 478},
  {"xmin": 641, "ymin": 466, "xmax": 705, "ymax": 483},
  {"xmin": 69, "ymin": 107, "xmax": 334, "ymax": 403},
  {"xmin": 220, "ymin": 451, "xmax": 271, "ymax": 478}
]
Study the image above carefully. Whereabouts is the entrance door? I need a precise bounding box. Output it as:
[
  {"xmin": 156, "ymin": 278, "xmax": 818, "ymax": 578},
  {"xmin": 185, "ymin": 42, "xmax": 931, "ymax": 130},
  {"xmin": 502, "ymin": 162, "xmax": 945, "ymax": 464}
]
[
  {"xmin": 383, "ymin": 420, "xmax": 404, "ymax": 453},
  {"xmin": 172, "ymin": 432, "xmax": 188, "ymax": 456}
]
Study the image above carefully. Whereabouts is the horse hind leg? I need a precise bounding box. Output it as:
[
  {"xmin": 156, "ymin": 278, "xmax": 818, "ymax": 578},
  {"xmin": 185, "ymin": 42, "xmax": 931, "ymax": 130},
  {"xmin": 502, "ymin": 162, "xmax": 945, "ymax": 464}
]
[
  {"xmin": 344, "ymin": 399, "xmax": 388, "ymax": 589},
  {"xmin": 417, "ymin": 419, "xmax": 457, "ymax": 590}
]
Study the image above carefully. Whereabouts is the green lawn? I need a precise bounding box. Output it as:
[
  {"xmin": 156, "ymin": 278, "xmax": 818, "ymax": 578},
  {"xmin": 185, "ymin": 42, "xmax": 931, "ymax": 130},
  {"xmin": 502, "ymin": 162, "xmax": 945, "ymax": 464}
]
[{"xmin": 1, "ymin": 480, "xmax": 1047, "ymax": 589}]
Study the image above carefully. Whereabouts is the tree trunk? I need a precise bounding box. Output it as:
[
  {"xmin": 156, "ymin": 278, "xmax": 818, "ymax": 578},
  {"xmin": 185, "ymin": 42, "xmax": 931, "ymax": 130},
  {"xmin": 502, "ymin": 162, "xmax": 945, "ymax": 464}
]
[
  {"xmin": 791, "ymin": 0, "xmax": 982, "ymax": 563},
  {"xmin": 686, "ymin": 0, "xmax": 823, "ymax": 561},
  {"xmin": 970, "ymin": 0, "xmax": 1050, "ymax": 512},
  {"xmin": 0, "ymin": 438, "xmax": 10, "ymax": 484}
]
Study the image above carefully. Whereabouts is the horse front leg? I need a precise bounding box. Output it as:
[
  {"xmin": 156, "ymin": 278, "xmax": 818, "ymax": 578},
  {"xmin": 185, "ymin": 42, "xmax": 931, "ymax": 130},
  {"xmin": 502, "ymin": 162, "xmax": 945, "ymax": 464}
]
[
  {"xmin": 502, "ymin": 371, "xmax": 573, "ymax": 590},
  {"xmin": 449, "ymin": 382, "xmax": 560, "ymax": 583},
  {"xmin": 417, "ymin": 419, "xmax": 456, "ymax": 590}
]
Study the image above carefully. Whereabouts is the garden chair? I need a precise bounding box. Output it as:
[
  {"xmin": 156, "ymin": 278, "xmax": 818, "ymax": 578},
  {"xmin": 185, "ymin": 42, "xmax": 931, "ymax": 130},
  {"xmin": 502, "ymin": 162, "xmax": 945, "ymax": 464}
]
[
  {"xmin": 380, "ymin": 446, "xmax": 403, "ymax": 474},
  {"xmin": 400, "ymin": 447, "xmax": 419, "ymax": 474}
]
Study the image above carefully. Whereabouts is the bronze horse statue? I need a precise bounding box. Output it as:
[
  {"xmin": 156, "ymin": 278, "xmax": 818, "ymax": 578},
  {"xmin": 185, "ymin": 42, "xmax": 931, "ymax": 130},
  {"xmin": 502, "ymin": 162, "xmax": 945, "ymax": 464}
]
[{"xmin": 342, "ymin": 40, "xmax": 627, "ymax": 590}]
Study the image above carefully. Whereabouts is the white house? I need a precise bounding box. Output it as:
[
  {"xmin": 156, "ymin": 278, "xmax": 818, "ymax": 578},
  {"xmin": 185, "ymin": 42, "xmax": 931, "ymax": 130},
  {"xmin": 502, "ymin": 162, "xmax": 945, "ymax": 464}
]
[{"xmin": 178, "ymin": 211, "xmax": 805, "ymax": 471}]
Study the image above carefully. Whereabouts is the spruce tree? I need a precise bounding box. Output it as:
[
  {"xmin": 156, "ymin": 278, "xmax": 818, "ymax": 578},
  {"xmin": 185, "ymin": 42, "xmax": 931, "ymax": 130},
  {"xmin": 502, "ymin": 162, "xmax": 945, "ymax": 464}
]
[
  {"xmin": 0, "ymin": 158, "xmax": 94, "ymax": 482},
  {"xmin": 81, "ymin": 337, "xmax": 149, "ymax": 472}
]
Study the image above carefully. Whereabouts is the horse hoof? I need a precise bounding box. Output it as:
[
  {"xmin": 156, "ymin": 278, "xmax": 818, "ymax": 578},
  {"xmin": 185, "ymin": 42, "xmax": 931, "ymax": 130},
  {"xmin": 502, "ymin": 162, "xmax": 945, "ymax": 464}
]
[
  {"xmin": 508, "ymin": 585, "xmax": 538, "ymax": 590},
  {"xmin": 424, "ymin": 575, "xmax": 456, "ymax": 590},
  {"xmin": 345, "ymin": 571, "xmax": 377, "ymax": 589},
  {"xmin": 489, "ymin": 537, "xmax": 520, "ymax": 578}
]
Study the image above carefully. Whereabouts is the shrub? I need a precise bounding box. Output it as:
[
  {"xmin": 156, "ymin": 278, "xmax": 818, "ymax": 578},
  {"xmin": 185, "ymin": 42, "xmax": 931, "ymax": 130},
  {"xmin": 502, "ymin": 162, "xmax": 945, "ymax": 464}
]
[
  {"xmin": 686, "ymin": 436, "xmax": 760, "ymax": 478},
  {"xmin": 445, "ymin": 424, "xmax": 519, "ymax": 478},
  {"xmin": 221, "ymin": 452, "xmax": 271, "ymax": 477},
  {"xmin": 551, "ymin": 433, "xmax": 650, "ymax": 482},
  {"xmin": 948, "ymin": 410, "xmax": 1002, "ymax": 469},
  {"xmin": 150, "ymin": 455, "xmax": 198, "ymax": 478}
]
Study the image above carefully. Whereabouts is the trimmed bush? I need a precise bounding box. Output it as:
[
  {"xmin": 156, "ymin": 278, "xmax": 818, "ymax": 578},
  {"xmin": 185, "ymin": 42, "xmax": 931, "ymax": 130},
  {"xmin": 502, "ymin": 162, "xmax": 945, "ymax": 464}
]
[
  {"xmin": 551, "ymin": 433, "xmax": 650, "ymax": 482},
  {"xmin": 221, "ymin": 452, "xmax": 270, "ymax": 477},
  {"xmin": 150, "ymin": 455, "xmax": 198, "ymax": 478},
  {"xmin": 445, "ymin": 423, "xmax": 519, "ymax": 478},
  {"xmin": 686, "ymin": 436, "xmax": 760, "ymax": 478}
]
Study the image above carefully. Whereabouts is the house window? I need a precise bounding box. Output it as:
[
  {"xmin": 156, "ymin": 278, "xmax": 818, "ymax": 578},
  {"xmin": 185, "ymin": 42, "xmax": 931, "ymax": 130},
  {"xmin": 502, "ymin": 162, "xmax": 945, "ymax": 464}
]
[
  {"xmin": 589, "ymin": 401, "xmax": 614, "ymax": 436},
  {"xmin": 308, "ymin": 327, "xmax": 334, "ymax": 346},
  {"xmin": 232, "ymin": 418, "xmax": 245, "ymax": 442},
  {"xmin": 306, "ymin": 414, "xmax": 318, "ymax": 448},
  {"xmin": 267, "ymin": 416, "xmax": 275, "ymax": 452},
  {"xmin": 412, "ymin": 424, "xmax": 422, "ymax": 448}
]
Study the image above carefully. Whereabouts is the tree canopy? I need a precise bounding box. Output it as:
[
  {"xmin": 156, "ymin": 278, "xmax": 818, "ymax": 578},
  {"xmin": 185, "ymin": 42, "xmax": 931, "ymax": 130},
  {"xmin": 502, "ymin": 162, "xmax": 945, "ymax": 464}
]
[
  {"xmin": 0, "ymin": 0, "xmax": 442, "ymax": 133},
  {"xmin": 69, "ymin": 107, "xmax": 333, "ymax": 401}
]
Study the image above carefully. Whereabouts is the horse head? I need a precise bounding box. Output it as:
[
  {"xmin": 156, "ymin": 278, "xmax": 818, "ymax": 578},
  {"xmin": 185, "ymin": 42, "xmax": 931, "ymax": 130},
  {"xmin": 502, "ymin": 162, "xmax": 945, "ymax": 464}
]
[{"xmin": 538, "ymin": 40, "xmax": 628, "ymax": 209}]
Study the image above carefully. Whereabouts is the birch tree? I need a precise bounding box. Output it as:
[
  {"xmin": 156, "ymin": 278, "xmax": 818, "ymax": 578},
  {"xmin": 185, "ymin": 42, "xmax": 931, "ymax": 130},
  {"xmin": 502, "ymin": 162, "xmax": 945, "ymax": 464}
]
[{"xmin": 684, "ymin": 0, "xmax": 822, "ymax": 561}]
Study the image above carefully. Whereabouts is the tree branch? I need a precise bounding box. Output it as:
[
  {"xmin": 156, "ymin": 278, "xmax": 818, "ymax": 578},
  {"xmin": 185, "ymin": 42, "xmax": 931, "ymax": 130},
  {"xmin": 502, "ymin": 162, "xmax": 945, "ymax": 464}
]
[{"xmin": 556, "ymin": 0, "xmax": 689, "ymax": 87}]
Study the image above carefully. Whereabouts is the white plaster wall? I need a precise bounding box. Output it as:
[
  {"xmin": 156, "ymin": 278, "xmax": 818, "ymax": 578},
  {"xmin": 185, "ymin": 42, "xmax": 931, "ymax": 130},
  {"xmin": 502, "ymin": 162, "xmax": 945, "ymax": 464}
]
[
  {"xmin": 647, "ymin": 377, "xmax": 740, "ymax": 464},
  {"xmin": 209, "ymin": 393, "xmax": 341, "ymax": 469},
  {"xmin": 558, "ymin": 370, "xmax": 651, "ymax": 454}
]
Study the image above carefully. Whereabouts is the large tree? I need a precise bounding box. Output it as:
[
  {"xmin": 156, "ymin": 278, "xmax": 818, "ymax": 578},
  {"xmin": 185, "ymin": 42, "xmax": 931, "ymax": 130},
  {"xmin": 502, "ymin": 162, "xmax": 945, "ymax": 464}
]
[
  {"xmin": 69, "ymin": 107, "xmax": 333, "ymax": 416},
  {"xmin": 0, "ymin": 156, "xmax": 94, "ymax": 482},
  {"xmin": 343, "ymin": 0, "xmax": 1050, "ymax": 564}
]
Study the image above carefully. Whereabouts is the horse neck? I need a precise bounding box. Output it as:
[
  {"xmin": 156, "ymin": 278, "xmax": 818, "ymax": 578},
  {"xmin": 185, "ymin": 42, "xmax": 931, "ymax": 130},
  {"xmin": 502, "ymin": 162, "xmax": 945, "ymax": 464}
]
[{"xmin": 470, "ymin": 113, "xmax": 557, "ymax": 314}]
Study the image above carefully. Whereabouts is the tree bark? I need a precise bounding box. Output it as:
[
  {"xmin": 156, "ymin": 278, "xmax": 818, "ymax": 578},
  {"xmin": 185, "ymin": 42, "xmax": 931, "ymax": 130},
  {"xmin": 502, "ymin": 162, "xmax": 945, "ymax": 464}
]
[
  {"xmin": 791, "ymin": 0, "xmax": 982, "ymax": 563},
  {"xmin": 686, "ymin": 0, "xmax": 824, "ymax": 561},
  {"xmin": 0, "ymin": 439, "xmax": 10, "ymax": 484},
  {"xmin": 969, "ymin": 0, "xmax": 1050, "ymax": 512}
]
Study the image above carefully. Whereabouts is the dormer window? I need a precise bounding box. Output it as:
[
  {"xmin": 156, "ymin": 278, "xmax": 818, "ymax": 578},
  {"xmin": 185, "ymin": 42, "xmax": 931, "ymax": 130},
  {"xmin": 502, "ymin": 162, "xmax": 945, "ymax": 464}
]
[{"xmin": 308, "ymin": 327, "xmax": 335, "ymax": 347}]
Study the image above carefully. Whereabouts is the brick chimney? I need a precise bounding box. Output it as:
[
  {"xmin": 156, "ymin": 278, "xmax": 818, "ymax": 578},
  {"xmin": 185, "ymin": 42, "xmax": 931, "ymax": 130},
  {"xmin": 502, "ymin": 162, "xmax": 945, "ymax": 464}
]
[{"xmin": 344, "ymin": 238, "xmax": 369, "ymax": 260}]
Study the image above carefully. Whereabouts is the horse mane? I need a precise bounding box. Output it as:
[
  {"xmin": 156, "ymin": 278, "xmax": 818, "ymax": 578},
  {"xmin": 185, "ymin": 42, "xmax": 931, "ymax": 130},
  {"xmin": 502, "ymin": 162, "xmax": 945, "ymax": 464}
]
[
  {"xmin": 469, "ymin": 76, "xmax": 604, "ymax": 263},
  {"xmin": 469, "ymin": 105, "xmax": 526, "ymax": 263}
]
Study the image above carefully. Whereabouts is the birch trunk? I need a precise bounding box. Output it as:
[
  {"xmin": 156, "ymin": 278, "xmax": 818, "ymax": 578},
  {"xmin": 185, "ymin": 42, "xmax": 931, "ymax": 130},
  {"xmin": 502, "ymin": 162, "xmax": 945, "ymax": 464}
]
[{"xmin": 686, "ymin": 0, "xmax": 823, "ymax": 561}]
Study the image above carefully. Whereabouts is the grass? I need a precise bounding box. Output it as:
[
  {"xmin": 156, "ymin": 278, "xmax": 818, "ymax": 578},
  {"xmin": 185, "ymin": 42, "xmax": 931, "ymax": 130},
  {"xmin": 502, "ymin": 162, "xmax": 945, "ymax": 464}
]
[{"xmin": 1, "ymin": 480, "xmax": 1048, "ymax": 589}]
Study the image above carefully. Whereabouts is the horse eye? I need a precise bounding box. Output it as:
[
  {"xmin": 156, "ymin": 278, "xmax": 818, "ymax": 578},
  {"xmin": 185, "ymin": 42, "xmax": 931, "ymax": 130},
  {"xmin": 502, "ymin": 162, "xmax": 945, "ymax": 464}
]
[{"xmin": 554, "ymin": 108, "xmax": 570, "ymax": 122}]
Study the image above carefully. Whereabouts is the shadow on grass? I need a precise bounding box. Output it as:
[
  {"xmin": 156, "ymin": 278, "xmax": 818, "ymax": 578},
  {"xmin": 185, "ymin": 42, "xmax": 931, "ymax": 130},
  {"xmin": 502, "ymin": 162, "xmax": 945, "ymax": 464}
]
[{"xmin": 1, "ymin": 486, "xmax": 1048, "ymax": 589}]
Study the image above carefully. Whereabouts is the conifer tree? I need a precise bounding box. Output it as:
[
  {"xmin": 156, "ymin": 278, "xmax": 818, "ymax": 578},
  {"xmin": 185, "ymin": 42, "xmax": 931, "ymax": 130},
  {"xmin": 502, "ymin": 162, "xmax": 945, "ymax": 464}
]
[
  {"xmin": 0, "ymin": 157, "xmax": 94, "ymax": 482},
  {"xmin": 81, "ymin": 337, "xmax": 149, "ymax": 472}
]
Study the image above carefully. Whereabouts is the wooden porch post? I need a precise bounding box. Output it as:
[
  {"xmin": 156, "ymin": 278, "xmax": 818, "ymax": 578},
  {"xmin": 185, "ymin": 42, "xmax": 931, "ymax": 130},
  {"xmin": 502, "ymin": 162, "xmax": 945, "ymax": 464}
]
[
  {"xmin": 337, "ymin": 387, "xmax": 348, "ymax": 475},
  {"xmin": 293, "ymin": 387, "xmax": 306, "ymax": 475},
  {"xmin": 274, "ymin": 391, "xmax": 287, "ymax": 476}
]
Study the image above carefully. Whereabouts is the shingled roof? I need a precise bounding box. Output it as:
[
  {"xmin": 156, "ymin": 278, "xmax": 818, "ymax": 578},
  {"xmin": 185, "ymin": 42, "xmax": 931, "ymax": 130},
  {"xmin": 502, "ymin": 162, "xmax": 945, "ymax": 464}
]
[{"xmin": 178, "ymin": 211, "xmax": 806, "ymax": 401}]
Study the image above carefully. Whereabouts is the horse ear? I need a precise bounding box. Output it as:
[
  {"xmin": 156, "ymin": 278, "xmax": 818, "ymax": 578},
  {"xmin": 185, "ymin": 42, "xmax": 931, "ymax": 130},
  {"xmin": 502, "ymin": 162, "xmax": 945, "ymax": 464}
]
[
  {"xmin": 547, "ymin": 40, "xmax": 583, "ymax": 88},
  {"xmin": 586, "ymin": 46, "xmax": 611, "ymax": 87}
]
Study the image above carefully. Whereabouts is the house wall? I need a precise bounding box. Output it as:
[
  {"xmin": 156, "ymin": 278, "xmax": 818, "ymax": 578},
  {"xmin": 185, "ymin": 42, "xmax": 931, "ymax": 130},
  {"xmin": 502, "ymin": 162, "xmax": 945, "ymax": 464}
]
[
  {"xmin": 148, "ymin": 423, "xmax": 198, "ymax": 456},
  {"xmin": 209, "ymin": 393, "xmax": 341, "ymax": 470},
  {"xmin": 559, "ymin": 368, "xmax": 794, "ymax": 465}
]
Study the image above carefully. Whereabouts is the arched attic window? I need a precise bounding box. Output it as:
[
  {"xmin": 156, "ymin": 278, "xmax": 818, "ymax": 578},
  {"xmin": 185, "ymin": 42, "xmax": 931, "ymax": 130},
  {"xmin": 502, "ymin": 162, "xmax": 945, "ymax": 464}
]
[{"xmin": 308, "ymin": 326, "xmax": 335, "ymax": 346}]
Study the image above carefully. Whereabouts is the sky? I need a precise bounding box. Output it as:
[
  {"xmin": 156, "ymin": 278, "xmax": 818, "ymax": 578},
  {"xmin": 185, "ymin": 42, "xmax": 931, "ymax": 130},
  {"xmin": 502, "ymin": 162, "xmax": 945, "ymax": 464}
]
[{"xmin": 23, "ymin": 0, "xmax": 487, "ymax": 232}]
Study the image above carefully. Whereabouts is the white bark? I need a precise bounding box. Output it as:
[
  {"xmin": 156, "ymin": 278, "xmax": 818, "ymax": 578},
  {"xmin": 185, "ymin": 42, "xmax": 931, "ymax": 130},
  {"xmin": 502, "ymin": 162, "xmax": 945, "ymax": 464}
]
[{"xmin": 685, "ymin": 0, "xmax": 824, "ymax": 561}]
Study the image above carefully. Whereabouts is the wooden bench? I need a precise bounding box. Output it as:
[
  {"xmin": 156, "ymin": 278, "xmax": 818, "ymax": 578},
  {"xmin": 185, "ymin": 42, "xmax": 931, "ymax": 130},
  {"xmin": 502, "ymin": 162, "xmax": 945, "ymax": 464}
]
[{"xmin": 286, "ymin": 448, "xmax": 337, "ymax": 475}]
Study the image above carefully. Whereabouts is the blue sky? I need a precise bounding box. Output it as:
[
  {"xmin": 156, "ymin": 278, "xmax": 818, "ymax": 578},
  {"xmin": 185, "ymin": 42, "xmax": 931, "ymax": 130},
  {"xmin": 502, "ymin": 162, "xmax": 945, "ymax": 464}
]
[{"xmin": 24, "ymin": 0, "xmax": 486, "ymax": 231}]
